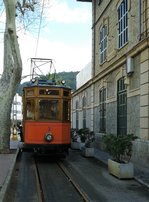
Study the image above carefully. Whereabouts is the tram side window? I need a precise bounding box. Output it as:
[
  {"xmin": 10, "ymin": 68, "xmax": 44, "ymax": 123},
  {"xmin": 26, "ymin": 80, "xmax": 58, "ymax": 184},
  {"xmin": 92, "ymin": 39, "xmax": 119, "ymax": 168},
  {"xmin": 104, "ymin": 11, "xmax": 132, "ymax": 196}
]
[
  {"xmin": 63, "ymin": 100, "xmax": 70, "ymax": 121},
  {"xmin": 26, "ymin": 100, "xmax": 35, "ymax": 120},
  {"xmin": 39, "ymin": 100, "xmax": 59, "ymax": 120}
]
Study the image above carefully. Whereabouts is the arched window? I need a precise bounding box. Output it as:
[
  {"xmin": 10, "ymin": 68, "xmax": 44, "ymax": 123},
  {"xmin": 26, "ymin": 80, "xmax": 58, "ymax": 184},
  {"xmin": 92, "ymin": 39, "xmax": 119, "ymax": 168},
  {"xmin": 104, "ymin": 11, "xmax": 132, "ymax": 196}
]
[
  {"xmin": 118, "ymin": 0, "xmax": 128, "ymax": 48},
  {"xmin": 117, "ymin": 77, "xmax": 127, "ymax": 135}
]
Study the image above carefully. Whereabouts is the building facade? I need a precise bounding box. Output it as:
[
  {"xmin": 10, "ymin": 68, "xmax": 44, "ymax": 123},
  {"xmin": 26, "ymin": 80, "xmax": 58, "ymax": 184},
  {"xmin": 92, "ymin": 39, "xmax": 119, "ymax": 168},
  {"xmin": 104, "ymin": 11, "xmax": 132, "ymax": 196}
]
[
  {"xmin": 73, "ymin": 0, "xmax": 149, "ymax": 167},
  {"xmin": 11, "ymin": 93, "xmax": 22, "ymax": 123}
]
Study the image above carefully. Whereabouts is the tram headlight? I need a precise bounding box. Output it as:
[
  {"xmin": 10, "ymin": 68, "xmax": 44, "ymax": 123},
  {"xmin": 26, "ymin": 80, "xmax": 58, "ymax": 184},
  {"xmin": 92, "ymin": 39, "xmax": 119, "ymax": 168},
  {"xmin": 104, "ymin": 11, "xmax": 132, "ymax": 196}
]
[
  {"xmin": 61, "ymin": 80, "xmax": 65, "ymax": 85},
  {"xmin": 31, "ymin": 77, "xmax": 37, "ymax": 83},
  {"xmin": 45, "ymin": 133, "xmax": 53, "ymax": 142}
]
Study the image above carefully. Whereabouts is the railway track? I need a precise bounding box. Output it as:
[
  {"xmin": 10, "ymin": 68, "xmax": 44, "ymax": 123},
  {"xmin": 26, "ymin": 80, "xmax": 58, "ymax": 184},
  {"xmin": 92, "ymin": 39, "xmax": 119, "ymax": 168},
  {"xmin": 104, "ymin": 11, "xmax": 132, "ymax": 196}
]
[
  {"xmin": 5, "ymin": 151, "xmax": 90, "ymax": 202},
  {"xmin": 57, "ymin": 161, "xmax": 90, "ymax": 202},
  {"xmin": 5, "ymin": 150, "xmax": 149, "ymax": 202}
]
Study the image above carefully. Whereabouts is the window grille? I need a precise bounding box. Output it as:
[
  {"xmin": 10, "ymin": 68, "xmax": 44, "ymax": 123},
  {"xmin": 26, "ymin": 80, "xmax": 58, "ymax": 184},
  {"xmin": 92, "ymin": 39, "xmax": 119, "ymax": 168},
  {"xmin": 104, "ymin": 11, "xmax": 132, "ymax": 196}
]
[
  {"xmin": 117, "ymin": 77, "xmax": 127, "ymax": 135},
  {"xmin": 76, "ymin": 101, "xmax": 79, "ymax": 130},
  {"xmin": 99, "ymin": 87, "xmax": 106, "ymax": 132},
  {"xmin": 100, "ymin": 26, "xmax": 107, "ymax": 63},
  {"xmin": 118, "ymin": 0, "xmax": 128, "ymax": 48},
  {"xmin": 82, "ymin": 96, "xmax": 86, "ymax": 129}
]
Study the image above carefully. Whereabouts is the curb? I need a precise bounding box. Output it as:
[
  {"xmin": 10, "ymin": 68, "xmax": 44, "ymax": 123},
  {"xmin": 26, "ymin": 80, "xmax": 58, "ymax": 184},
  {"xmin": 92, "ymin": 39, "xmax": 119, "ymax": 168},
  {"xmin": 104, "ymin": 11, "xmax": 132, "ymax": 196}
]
[
  {"xmin": 0, "ymin": 148, "xmax": 19, "ymax": 202},
  {"xmin": 94, "ymin": 154, "xmax": 149, "ymax": 188},
  {"xmin": 134, "ymin": 177, "xmax": 149, "ymax": 189}
]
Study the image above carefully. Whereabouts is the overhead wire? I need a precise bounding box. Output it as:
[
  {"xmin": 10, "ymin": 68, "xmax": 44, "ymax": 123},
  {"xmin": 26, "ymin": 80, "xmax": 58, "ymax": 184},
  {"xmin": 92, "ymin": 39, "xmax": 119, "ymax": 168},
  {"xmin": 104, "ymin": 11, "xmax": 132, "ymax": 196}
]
[
  {"xmin": 33, "ymin": 0, "xmax": 45, "ymax": 78},
  {"xmin": 34, "ymin": 0, "xmax": 45, "ymax": 58},
  {"xmin": 33, "ymin": 0, "xmax": 55, "ymax": 80}
]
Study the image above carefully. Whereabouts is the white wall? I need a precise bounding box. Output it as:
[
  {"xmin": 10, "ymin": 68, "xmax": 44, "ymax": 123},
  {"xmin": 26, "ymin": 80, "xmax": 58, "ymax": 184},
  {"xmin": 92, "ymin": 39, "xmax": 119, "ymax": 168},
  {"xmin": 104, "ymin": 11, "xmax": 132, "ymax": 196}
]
[{"xmin": 76, "ymin": 62, "xmax": 91, "ymax": 89}]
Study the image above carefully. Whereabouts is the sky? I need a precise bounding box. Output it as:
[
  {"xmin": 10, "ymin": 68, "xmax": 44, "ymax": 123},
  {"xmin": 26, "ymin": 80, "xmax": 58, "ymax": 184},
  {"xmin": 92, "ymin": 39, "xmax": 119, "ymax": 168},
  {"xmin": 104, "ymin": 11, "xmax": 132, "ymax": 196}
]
[{"xmin": 0, "ymin": 0, "xmax": 92, "ymax": 81}]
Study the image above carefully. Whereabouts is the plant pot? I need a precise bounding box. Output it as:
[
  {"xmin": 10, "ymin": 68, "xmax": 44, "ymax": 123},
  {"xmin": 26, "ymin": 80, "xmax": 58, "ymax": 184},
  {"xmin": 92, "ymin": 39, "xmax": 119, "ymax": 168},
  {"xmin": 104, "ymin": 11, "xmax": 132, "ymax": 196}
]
[
  {"xmin": 108, "ymin": 159, "xmax": 134, "ymax": 179},
  {"xmin": 71, "ymin": 142, "xmax": 85, "ymax": 150},
  {"xmin": 81, "ymin": 147, "xmax": 94, "ymax": 157}
]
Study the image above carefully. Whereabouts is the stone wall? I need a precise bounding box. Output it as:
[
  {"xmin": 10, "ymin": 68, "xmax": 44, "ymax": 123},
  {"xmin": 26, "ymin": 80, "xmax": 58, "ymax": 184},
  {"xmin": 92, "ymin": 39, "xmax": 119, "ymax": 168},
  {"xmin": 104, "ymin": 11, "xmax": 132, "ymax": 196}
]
[
  {"xmin": 106, "ymin": 102, "xmax": 117, "ymax": 134},
  {"xmin": 127, "ymin": 96, "xmax": 140, "ymax": 137},
  {"xmin": 132, "ymin": 139, "xmax": 149, "ymax": 169}
]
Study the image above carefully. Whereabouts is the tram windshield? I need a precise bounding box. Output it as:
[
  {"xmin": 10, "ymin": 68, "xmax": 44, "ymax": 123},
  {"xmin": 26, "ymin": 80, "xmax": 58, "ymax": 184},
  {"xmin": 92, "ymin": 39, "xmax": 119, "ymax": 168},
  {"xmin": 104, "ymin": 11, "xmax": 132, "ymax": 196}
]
[{"xmin": 39, "ymin": 100, "xmax": 59, "ymax": 120}]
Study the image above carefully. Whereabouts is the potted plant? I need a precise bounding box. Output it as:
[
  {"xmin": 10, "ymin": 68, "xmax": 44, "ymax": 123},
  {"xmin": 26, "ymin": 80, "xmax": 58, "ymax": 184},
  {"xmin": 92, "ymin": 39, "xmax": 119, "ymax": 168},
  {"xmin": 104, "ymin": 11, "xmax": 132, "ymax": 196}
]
[
  {"xmin": 103, "ymin": 133, "xmax": 137, "ymax": 179},
  {"xmin": 81, "ymin": 130, "xmax": 95, "ymax": 157},
  {"xmin": 78, "ymin": 128, "xmax": 90, "ymax": 143},
  {"xmin": 71, "ymin": 128, "xmax": 85, "ymax": 150},
  {"xmin": 71, "ymin": 128, "xmax": 79, "ymax": 142}
]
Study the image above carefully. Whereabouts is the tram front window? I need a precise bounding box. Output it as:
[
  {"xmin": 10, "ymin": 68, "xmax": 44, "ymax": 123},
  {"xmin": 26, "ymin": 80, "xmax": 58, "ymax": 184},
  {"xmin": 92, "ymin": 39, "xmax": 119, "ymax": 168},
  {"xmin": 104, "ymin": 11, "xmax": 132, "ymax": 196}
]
[
  {"xmin": 26, "ymin": 100, "xmax": 35, "ymax": 120},
  {"xmin": 63, "ymin": 100, "xmax": 70, "ymax": 121},
  {"xmin": 39, "ymin": 100, "xmax": 59, "ymax": 120}
]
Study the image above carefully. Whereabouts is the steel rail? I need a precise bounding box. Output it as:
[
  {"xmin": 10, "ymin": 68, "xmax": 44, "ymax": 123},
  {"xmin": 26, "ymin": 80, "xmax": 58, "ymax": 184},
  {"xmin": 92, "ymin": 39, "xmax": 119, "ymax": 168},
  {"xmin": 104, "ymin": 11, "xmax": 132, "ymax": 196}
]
[
  {"xmin": 58, "ymin": 161, "xmax": 90, "ymax": 202},
  {"xmin": 34, "ymin": 158, "xmax": 45, "ymax": 202}
]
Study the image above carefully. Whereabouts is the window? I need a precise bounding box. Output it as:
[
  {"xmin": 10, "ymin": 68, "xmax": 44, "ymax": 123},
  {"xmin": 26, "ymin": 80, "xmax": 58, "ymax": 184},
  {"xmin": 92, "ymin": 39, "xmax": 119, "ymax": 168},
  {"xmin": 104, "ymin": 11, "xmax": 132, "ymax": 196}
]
[
  {"xmin": 63, "ymin": 100, "xmax": 70, "ymax": 121},
  {"xmin": 39, "ymin": 89, "xmax": 59, "ymax": 96},
  {"xmin": 97, "ymin": 0, "xmax": 102, "ymax": 5},
  {"xmin": 26, "ymin": 90, "xmax": 34, "ymax": 96},
  {"xmin": 39, "ymin": 100, "xmax": 59, "ymax": 120},
  {"xmin": 12, "ymin": 110, "xmax": 21, "ymax": 114},
  {"xmin": 117, "ymin": 77, "xmax": 127, "ymax": 135},
  {"xmin": 82, "ymin": 96, "xmax": 86, "ymax": 129},
  {"xmin": 63, "ymin": 91, "xmax": 70, "ymax": 97},
  {"xmin": 99, "ymin": 88, "xmax": 106, "ymax": 132},
  {"xmin": 100, "ymin": 26, "xmax": 107, "ymax": 63},
  {"xmin": 26, "ymin": 100, "xmax": 35, "ymax": 120},
  {"xmin": 118, "ymin": 0, "xmax": 128, "ymax": 48},
  {"xmin": 76, "ymin": 101, "xmax": 79, "ymax": 130},
  {"xmin": 13, "ymin": 101, "xmax": 21, "ymax": 105}
]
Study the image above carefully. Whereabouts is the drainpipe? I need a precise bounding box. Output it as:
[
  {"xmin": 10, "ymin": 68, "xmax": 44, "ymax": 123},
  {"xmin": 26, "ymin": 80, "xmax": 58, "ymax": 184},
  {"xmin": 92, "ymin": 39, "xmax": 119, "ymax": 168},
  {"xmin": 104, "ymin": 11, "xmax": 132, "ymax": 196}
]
[
  {"xmin": 92, "ymin": 1, "xmax": 96, "ymax": 78},
  {"xmin": 91, "ymin": 1, "xmax": 96, "ymax": 131},
  {"xmin": 138, "ymin": 0, "xmax": 141, "ymax": 41}
]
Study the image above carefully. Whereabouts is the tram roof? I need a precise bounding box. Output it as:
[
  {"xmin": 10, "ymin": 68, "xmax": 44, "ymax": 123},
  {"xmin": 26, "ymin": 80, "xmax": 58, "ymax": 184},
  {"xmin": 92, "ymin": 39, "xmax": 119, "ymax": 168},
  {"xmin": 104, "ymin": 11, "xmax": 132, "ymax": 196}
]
[{"xmin": 25, "ymin": 79, "xmax": 71, "ymax": 90}]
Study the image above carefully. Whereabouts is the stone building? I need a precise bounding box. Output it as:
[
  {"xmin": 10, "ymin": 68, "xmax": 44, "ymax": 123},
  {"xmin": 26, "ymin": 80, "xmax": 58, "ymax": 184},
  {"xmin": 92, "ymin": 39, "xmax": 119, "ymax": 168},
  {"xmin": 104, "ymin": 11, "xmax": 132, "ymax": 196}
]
[{"xmin": 73, "ymin": 0, "xmax": 149, "ymax": 167}]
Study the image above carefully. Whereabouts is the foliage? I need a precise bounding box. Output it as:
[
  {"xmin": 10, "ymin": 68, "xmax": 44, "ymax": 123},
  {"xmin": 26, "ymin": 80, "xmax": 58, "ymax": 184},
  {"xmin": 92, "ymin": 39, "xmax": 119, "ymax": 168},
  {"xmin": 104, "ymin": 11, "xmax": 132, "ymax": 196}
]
[
  {"xmin": 17, "ymin": 81, "xmax": 31, "ymax": 96},
  {"xmin": 85, "ymin": 131, "xmax": 95, "ymax": 148},
  {"xmin": 103, "ymin": 134, "xmax": 138, "ymax": 163},
  {"xmin": 78, "ymin": 128, "xmax": 90, "ymax": 142},
  {"xmin": 48, "ymin": 71, "xmax": 79, "ymax": 90},
  {"xmin": 71, "ymin": 128, "xmax": 95, "ymax": 147},
  {"xmin": 71, "ymin": 128, "xmax": 79, "ymax": 142},
  {"xmin": 15, "ymin": 0, "xmax": 50, "ymax": 32},
  {"xmin": 17, "ymin": 71, "xmax": 79, "ymax": 95}
]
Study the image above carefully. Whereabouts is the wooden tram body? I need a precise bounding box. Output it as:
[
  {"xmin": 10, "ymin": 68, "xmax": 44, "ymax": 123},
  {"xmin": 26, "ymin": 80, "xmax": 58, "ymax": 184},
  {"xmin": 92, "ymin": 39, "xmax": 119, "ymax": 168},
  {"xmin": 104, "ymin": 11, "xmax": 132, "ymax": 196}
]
[{"xmin": 22, "ymin": 79, "xmax": 71, "ymax": 154}]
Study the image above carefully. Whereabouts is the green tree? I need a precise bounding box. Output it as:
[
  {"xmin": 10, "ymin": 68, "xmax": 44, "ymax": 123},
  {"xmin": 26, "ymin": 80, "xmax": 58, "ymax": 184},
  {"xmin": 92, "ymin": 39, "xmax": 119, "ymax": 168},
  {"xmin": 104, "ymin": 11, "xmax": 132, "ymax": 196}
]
[{"xmin": 47, "ymin": 71, "xmax": 79, "ymax": 90}]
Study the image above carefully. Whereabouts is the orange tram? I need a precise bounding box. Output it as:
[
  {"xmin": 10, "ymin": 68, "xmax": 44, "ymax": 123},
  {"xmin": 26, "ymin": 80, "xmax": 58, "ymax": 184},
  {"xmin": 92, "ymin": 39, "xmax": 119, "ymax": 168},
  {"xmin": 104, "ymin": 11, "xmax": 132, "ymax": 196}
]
[{"xmin": 22, "ymin": 78, "xmax": 71, "ymax": 155}]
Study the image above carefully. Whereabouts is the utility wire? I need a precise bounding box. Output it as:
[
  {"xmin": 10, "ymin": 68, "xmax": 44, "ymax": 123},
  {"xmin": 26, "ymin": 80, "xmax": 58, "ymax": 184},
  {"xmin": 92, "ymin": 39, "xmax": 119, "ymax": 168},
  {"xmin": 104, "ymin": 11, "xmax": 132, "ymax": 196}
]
[{"xmin": 34, "ymin": 0, "xmax": 45, "ymax": 57}]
